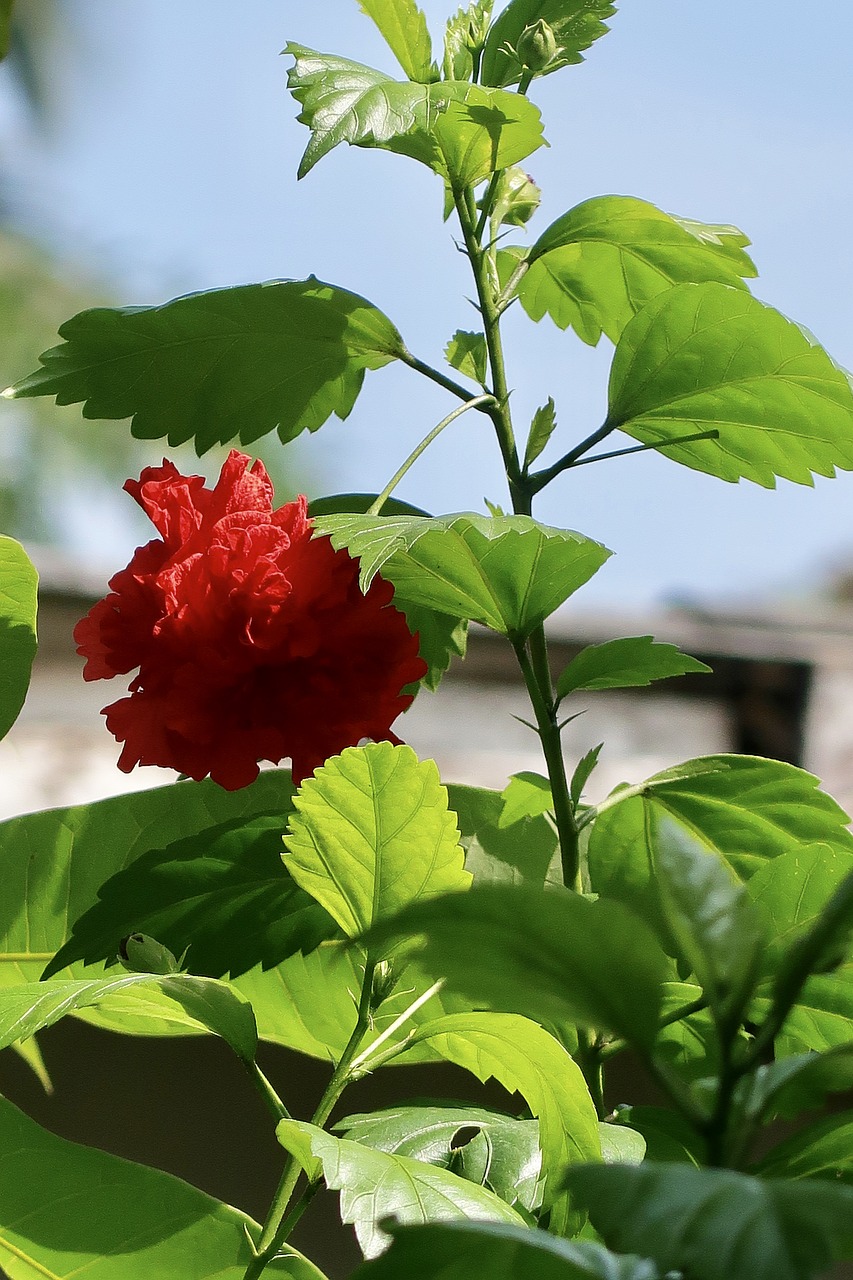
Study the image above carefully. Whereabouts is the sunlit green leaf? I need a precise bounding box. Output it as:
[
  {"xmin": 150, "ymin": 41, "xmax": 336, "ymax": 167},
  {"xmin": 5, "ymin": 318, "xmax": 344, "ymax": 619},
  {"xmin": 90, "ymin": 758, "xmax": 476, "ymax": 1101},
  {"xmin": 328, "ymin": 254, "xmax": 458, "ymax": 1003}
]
[
  {"xmin": 313, "ymin": 510, "xmax": 610, "ymax": 637},
  {"xmin": 0, "ymin": 1096, "xmax": 323, "ymax": 1280},
  {"xmin": 556, "ymin": 636, "xmax": 709, "ymax": 700},
  {"xmin": 746, "ymin": 843, "xmax": 853, "ymax": 975},
  {"xmin": 499, "ymin": 772, "xmax": 553, "ymax": 828},
  {"xmin": 42, "ymin": 815, "xmax": 338, "ymax": 981},
  {"xmin": 653, "ymin": 981, "xmax": 723, "ymax": 1084},
  {"xmin": 420, "ymin": 84, "xmax": 545, "ymax": 188},
  {"xmin": 481, "ymin": 0, "xmax": 617, "ymax": 87},
  {"xmin": 524, "ymin": 397, "xmax": 557, "ymax": 468},
  {"xmin": 358, "ymin": 0, "xmax": 436, "ymax": 82},
  {"xmin": 277, "ymin": 1120, "xmax": 525, "ymax": 1258},
  {"xmin": 353, "ymin": 1220, "xmax": 659, "ymax": 1279},
  {"xmin": 565, "ymin": 1162, "xmax": 853, "ymax": 1280},
  {"xmin": 0, "ymin": 536, "xmax": 37, "ymax": 743},
  {"xmin": 363, "ymin": 883, "xmax": 670, "ymax": 1048},
  {"xmin": 445, "ymin": 329, "xmax": 488, "ymax": 384},
  {"xmin": 408, "ymin": 1010, "xmax": 600, "ymax": 1233},
  {"xmin": 0, "ymin": 973, "xmax": 258, "ymax": 1063},
  {"xmin": 8, "ymin": 279, "xmax": 404, "ymax": 452},
  {"xmin": 284, "ymin": 742, "xmax": 469, "ymax": 937},
  {"xmin": 607, "ymin": 282, "xmax": 853, "ymax": 487},
  {"xmin": 514, "ymin": 198, "xmax": 755, "ymax": 345},
  {"xmin": 570, "ymin": 744, "xmax": 602, "ymax": 806},
  {"xmin": 598, "ymin": 1123, "xmax": 645, "ymax": 1166},
  {"xmin": 335, "ymin": 1102, "xmax": 542, "ymax": 1212}
]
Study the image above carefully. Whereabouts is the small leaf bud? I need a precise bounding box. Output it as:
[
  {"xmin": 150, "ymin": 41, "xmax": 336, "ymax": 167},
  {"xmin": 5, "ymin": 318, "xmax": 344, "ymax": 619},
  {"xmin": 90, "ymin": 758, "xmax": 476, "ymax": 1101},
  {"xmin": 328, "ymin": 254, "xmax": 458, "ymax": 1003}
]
[
  {"xmin": 370, "ymin": 959, "xmax": 397, "ymax": 1008},
  {"xmin": 516, "ymin": 19, "xmax": 558, "ymax": 73},
  {"xmin": 118, "ymin": 932, "xmax": 182, "ymax": 975}
]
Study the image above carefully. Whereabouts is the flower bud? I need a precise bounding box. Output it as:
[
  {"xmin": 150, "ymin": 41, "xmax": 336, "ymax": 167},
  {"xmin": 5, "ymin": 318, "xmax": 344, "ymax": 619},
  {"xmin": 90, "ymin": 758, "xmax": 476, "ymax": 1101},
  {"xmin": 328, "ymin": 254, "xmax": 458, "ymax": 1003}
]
[
  {"xmin": 516, "ymin": 19, "xmax": 558, "ymax": 72},
  {"xmin": 370, "ymin": 959, "xmax": 397, "ymax": 1008},
  {"xmin": 485, "ymin": 167, "xmax": 541, "ymax": 227},
  {"xmin": 118, "ymin": 932, "xmax": 183, "ymax": 975}
]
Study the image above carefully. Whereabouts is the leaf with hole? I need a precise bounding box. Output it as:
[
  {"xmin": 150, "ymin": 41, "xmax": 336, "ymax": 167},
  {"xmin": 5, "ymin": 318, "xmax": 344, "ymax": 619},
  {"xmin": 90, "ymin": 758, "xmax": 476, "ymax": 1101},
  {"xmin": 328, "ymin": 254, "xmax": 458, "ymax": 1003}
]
[
  {"xmin": 313, "ymin": 510, "xmax": 611, "ymax": 636},
  {"xmin": 277, "ymin": 1120, "xmax": 525, "ymax": 1258},
  {"xmin": 606, "ymin": 282, "xmax": 853, "ymax": 487},
  {"xmin": 8, "ymin": 279, "xmax": 404, "ymax": 452},
  {"xmin": 514, "ymin": 197, "xmax": 755, "ymax": 345}
]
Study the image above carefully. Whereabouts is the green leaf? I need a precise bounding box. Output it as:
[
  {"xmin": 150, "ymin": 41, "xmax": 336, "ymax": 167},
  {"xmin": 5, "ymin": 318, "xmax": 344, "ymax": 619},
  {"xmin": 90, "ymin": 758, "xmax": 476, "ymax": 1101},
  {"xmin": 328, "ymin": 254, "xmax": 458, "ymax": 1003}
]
[
  {"xmin": 0, "ymin": 536, "xmax": 38, "ymax": 743},
  {"xmin": 515, "ymin": 198, "xmax": 756, "ymax": 345},
  {"xmin": 754, "ymin": 1111, "xmax": 853, "ymax": 1183},
  {"xmin": 363, "ymin": 883, "xmax": 670, "ymax": 1048},
  {"xmin": 0, "ymin": 972, "xmax": 258, "ymax": 1063},
  {"xmin": 650, "ymin": 813, "xmax": 765, "ymax": 1016},
  {"xmin": 570, "ymin": 745, "xmax": 602, "ymax": 807},
  {"xmin": 8, "ymin": 278, "xmax": 404, "ymax": 451},
  {"xmin": 308, "ymin": 495, "xmax": 467, "ymax": 694},
  {"xmin": 8, "ymin": 1035, "xmax": 52, "ymax": 1094},
  {"xmin": 335, "ymin": 1102, "xmax": 542, "ymax": 1212},
  {"xmin": 557, "ymin": 636, "xmax": 710, "ymax": 700},
  {"xmin": 358, "ymin": 0, "xmax": 436, "ymax": 82},
  {"xmin": 408, "ymin": 1010, "xmax": 601, "ymax": 1234},
  {"xmin": 445, "ymin": 329, "xmax": 488, "ymax": 384},
  {"xmin": 285, "ymin": 47, "xmax": 544, "ymax": 185},
  {"xmin": 587, "ymin": 756, "xmax": 853, "ymax": 945},
  {"xmin": 481, "ymin": 0, "xmax": 617, "ymax": 88},
  {"xmin": 448, "ymin": 780, "xmax": 560, "ymax": 886},
  {"xmin": 0, "ymin": 2, "xmax": 12, "ymax": 60},
  {"xmin": 760, "ymin": 962, "xmax": 853, "ymax": 1055},
  {"xmin": 565, "ymin": 1162, "xmax": 853, "ymax": 1280},
  {"xmin": 42, "ymin": 815, "xmax": 338, "ymax": 981},
  {"xmin": 284, "ymin": 742, "xmax": 469, "ymax": 937},
  {"xmin": 614, "ymin": 1106, "xmax": 704, "ymax": 1166},
  {"xmin": 498, "ymin": 772, "xmax": 553, "ymax": 828},
  {"xmin": 747, "ymin": 843, "xmax": 853, "ymax": 975},
  {"xmin": 598, "ymin": 1123, "xmax": 646, "ymax": 1166},
  {"xmin": 0, "ymin": 1096, "xmax": 323, "ymax": 1280},
  {"xmin": 739, "ymin": 1045, "xmax": 853, "ymax": 1123},
  {"xmin": 276, "ymin": 1120, "xmax": 525, "ymax": 1258},
  {"xmin": 606, "ymin": 282, "xmax": 853, "ymax": 487},
  {"xmin": 653, "ymin": 981, "xmax": 723, "ymax": 1084},
  {"xmin": 352, "ymin": 1220, "xmax": 660, "ymax": 1279},
  {"xmin": 524, "ymin": 397, "xmax": 557, "ymax": 468},
  {"xmin": 312, "ymin": 510, "xmax": 611, "ymax": 637},
  {"xmin": 285, "ymin": 45, "xmax": 431, "ymax": 176}
]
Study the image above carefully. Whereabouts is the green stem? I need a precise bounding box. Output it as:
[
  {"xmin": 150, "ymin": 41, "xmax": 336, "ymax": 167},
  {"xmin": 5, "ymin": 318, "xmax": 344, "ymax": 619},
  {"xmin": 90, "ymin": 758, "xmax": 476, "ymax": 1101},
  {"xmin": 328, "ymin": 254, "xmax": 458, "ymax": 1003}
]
[
  {"xmin": 368, "ymin": 396, "xmax": 495, "ymax": 516},
  {"xmin": 530, "ymin": 428, "xmax": 720, "ymax": 492},
  {"xmin": 243, "ymin": 958, "xmax": 377, "ymax": 1280},
  {"xmin": 244, "ymin": 1060, "xmax": 292, "ymax": 1123},
  {"xmin": 397, "ymin": 346, "xmax": 490, "ymax": 405},
  {"xmin": 512, "ymin": 637, "xmax": 580, "ymax": 890},
  {"xmin": 349, "ymin": 978, "xmax": 445, "ymax": 1074}
]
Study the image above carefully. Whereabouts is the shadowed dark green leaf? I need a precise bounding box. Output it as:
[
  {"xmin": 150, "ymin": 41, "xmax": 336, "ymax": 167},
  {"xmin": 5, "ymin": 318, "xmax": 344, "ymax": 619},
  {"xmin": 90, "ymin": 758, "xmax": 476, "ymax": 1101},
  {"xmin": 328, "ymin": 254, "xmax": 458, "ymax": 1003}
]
[
  {"xmin": 42, "ymin": 815, "xmax": 338, "ymax": 981},
  {"xmin": 362, "ymin": 883, "xmax": 669, "ymax": 1048},
  {"xmin": 556, "ymin": 636, "xmax": 709, "ymax": 699},
  {"xmin": 607, "ymin": 282, "xmax": 853, "ymax": 487},
  {"xmin": 614, "ymin": 1106, "xmax": 704, "ymax": 1166},
  {"xmin": 406, "ymin": 1010, "xmax": 601, "ymax": 1234},
  {"xmin": 313, "ymin": 510, "xmax": 611, "ymax": 636},
  {"xmin": 754, "ymin": 1111, "xmax": 853, "ymax": 1183},
  {"xmin": 481, "ymin": 0, "xmax": 617, "ymax": 87},
  {"xmin": 587, "ymin": 756, "xmax": 853, "ymax": 947},
  {"xmin": 277, "ymin": 1120, "xmax": 525, "ymax": 1258},
  {"xmin": 8, "ymin": 278, "xmax": 404, "ymax": 452},
  {"xmin": 565, "ymin": 1162, "xmax": 853, "ymax": 1280},
  {"xmin": 0, "ymin": 536, "xmax": 37, "ymax": 743},
  {"xmin": 514, "ymin": 198, "xmax": 755, "ymax": 345},
  {"xmin": 358, "ymin": 0, "xmax": 436, "ymax": 82},
  {"xmin": 738, "ymin": 1045, "xmax": 853, "ymax": 1124},
  {"xmin": 448, "ymin": 780, "xmax": 560, "ymax": 885},
  {"xmin": 0, "ymin": 2, "xmax": 12, "ymax": 59},
  {"xmin": 353, "ymin": 1220, "xmax": 660, "ymax": 1280},
  {"xmin": 335, "ymin": 1103, "xmax": 542, "ymax": 1212},
  {"xmin": 650, "ymin": 813, "xmax": 764, "ymax": 1016},
  {"xmin": 0, "ymin": 1096, "xmax": 324, "ymax": 1279},
  {"xmin": 0, "ymin": 972, "xmax": 258, "ymax": 1062},
  {"xmin": 284, "ymin": 743, "xmax": 469, "ymax": 938},
  {"xmin": 308, "ymin": 493, "xmax": 431, "ymax": 518}
]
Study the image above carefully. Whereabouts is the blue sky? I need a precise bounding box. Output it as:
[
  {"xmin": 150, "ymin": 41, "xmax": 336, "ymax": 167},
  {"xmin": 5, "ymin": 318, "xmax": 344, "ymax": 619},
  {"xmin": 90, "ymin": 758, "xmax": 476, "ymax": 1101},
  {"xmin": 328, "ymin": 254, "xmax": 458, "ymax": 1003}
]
[{"xmin": 3, "ymin": 1, "xmax": 853, "ymax": 606}]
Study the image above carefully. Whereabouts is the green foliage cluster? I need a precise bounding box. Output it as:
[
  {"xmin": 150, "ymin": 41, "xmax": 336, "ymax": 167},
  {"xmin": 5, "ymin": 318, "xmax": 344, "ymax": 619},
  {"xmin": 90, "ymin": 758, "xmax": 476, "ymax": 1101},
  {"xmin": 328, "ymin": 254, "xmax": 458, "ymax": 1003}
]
[{"xmin": 3, "ymin": 2, "xmax": 853, "ymax": 1278}]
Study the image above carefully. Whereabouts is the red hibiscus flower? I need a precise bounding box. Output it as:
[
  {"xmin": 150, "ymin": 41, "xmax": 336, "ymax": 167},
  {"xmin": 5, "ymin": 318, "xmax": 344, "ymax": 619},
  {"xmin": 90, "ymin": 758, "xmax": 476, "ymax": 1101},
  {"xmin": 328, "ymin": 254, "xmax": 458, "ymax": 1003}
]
[{"xmin": 74, "ymin": 450, "xmax": 427, "ymax": 790}]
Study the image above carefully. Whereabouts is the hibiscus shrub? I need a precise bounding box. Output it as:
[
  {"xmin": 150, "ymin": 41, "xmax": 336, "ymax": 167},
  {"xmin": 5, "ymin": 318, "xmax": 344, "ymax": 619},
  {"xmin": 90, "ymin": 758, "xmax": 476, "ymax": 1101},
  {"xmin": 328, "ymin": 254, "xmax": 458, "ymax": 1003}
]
[{"xmin": 3, "ymin": 5, "xmax": 853, "ymax": 1280}]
